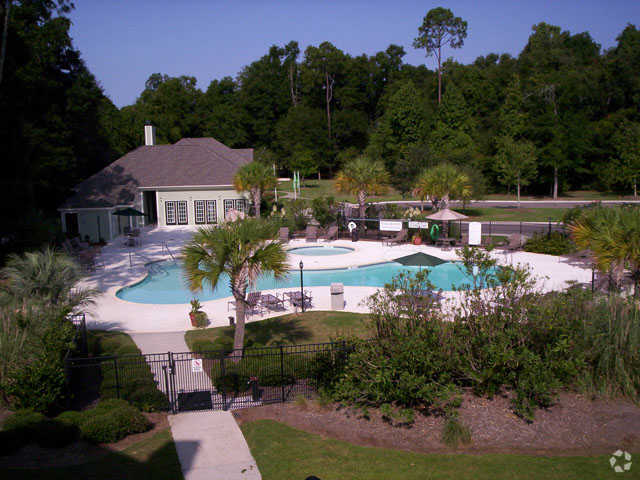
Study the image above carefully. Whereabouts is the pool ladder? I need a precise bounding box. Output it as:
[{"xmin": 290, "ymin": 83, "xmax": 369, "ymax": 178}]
[{"xmin": 162, "ymin": 241, "xmax": 176, "ymax": 262}]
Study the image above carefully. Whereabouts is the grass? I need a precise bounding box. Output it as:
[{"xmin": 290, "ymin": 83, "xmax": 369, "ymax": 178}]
[
  {"xmin": 0, "ymin": 428, "xmax": 184, "ymax": 479},
  {"xmin": 485, "ymin": 190, "xmax": 635, "ymax": 201},
  {"xmin": 454, "ymin": 207, "xmax": 568, "ymax": 222},
  {"xmin": 185, "ymin": 311, "xmax": 372, "ymax": 350},
  {"xmin": 242, "ymin": 419, "xmax": 633, "ymax": 480},
  {"xmin": 284, "ymin": 178, "xmax": 404, "ymax": 202},
  {"xmin": 87, "ymin": 330, "xmax": 142, "ymax": 356}
]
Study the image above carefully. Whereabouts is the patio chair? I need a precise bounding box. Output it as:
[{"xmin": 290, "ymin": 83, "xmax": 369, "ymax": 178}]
[
  {"xmin": 260, "ymin": 293, "xmax": 285, "ymax": 311},
  {"xmin": 284, "ymin": 290, "xmax": 312, "ymax": 309},
  {"xmin": 228, "ymin": 291, "xmax": 263, "ymax": 316},
  {"xmin": 383, "ymin": 229, "xmax": 407, "ymax": 246},
  {"xmin": 70, "ymin": 237, "xmax": 90, "ymax": 251},
  {"xmin": 320, "ymin": 225, "xmax": 338, "ymax": 241},
  {"xmin": 455, "ymin": 234, "xmax": 468, "ymax": 247},
  {"xmin": 279, "ymin": 227, "xmax": 290, "ymax": 243},
  {"xmin": 504, "ymin": 233, "xmax": 525, "ymax": 251},
  {"xmin": 305, "ymin": 226, "xmax": 318, "ymax": 242}
]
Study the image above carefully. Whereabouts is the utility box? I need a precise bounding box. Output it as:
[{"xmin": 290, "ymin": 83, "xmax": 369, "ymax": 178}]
[{"xmin": 330, "ymin": 283, "xmax": 344, "ymax": 310}]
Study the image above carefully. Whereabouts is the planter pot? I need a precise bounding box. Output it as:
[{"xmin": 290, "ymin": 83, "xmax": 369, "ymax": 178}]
[
  {"xmin": 189, "ymin": 312, "xmax": 197, "ymax": 327},
  {"xmin": 412, "ymin": 236, "xmax": 422, "ymax": 245}
]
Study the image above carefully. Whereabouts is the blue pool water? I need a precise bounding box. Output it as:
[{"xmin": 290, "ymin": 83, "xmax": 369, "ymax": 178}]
[
  {"xmin": 288, "ymin": 246, "xmax": 354, "ymax": 256},
  {"xmin": 116, "ymin": 260, "xmax": 481, "ymax": 304}
]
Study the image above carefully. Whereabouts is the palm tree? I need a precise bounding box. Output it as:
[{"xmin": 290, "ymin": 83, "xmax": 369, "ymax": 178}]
[
  {"xmin": 412, "ymin": 163, "xmax": 472, "ymax": 211},
  {"xmin": 182, "ymin": 219, "xmax": 288, "ymax": 355},
  {"xmin": 233, "ymin": 161, "xmax": 277, "ymax": 218},
  {"xmin": 0, "ymin": 247, "xmax": 95, "ymax": 310},
  {"xmin": 570, "ymin": 206, "xmax": 640, "ymax": 295},
  {"xmin": 335, "ymin": 156, "xmax": 389, "ymax": 218}
]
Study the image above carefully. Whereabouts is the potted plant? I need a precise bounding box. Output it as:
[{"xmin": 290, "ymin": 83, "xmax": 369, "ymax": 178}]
[
  {"xmin": 412, "ymin": 233, "xmax": 422, "ymax": 245},
  {"xmin": 189, "ymin": 299, "xmax": 207, "ymax": 327}
]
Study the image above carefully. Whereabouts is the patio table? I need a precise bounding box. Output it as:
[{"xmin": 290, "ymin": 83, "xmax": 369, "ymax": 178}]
[{"xmin": 435, "ymin": 237, "xmax": 455, "ymax": 248}]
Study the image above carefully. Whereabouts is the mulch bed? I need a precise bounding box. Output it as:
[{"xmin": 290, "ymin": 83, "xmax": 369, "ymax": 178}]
[
  {"xmin": 0, "ymin": 412, "xmax": 169, "ymax": 469},
  {"xmin": 234, "ymin": 391, "xmax": 640, "ymax": 456}
]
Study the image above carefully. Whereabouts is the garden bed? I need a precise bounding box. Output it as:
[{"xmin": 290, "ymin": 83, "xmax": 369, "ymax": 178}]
[{"xmin": 234, "ymin": 390, "xmax": 640, "ymax": 456}]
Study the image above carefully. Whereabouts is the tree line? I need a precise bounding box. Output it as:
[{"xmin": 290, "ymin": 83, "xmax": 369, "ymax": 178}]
[{"xmin": 1, "ymin": 2, "xmax": 639, "ymax": 248}]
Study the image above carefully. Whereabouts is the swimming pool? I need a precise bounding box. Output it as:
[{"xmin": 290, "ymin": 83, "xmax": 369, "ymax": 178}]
[
  {"xmin": 288, "ymin": 246, "xmax": 354, "ymax": 256},
  {"xmin": 116, "ymin": 260, "xmax": 483, "ymax": 304}
]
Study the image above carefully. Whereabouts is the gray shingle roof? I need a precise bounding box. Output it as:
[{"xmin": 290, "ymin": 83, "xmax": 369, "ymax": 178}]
[{"xmin": 60, "ymin": 138, "xmax": 252, "ymax": 209}]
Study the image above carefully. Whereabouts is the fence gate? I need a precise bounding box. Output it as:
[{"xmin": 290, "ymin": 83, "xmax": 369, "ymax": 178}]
[{"xmin": 66, "ymin": 342, "xmax": 348, "ymax": 414}]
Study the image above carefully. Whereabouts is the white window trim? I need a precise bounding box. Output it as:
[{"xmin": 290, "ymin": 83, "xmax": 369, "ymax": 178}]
[
  {"xmin": 177, "ymin": 201, "xmax": 188, "ymax": 225},
  {"xmin": 165, "ymin": 201, "xmax": 176, "ymax": 225}
]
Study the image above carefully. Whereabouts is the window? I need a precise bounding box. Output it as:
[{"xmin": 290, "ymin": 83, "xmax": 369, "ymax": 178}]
[
  {"xmin": 195, "ymin": 200, "xmax": 217, "ymax": 224},
  {"xmin": 177, "ymin": 201, "xmax": 188, "ymax": 225},
  {"xmin": 205, "ymin": 200, "xmax": 217, "ymax": 224},
  {"xmin": 194, "ymin": 200, "xmax": 205, "ymax": 224},
  {"xmin": 165, "ymin": 201, "xmax": 176, "ymax": 225},
  {"xmin": 234, "ymin": 199, "xmax": 247, "ymax": 214},
  {"xmin": 224, "ymin": 199, "xmax": 234, "ymax": 219}
]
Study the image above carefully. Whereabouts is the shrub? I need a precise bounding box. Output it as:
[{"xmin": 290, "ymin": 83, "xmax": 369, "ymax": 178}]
[
  {"xmin": 524, "ymin": 232, "xmax": 575, "ymax": 255},
  {"xmin": 79, "ymin": 400, "xmax": 151, "ymax": 444},
  {"xmin": 4, "ymin": 359, "xmax": 67, "ymax": 414},
  {"xmin": 213, "ymin": 336, "xmax": 234, "ymax": 352},
  {"xmin": 0, "ymin": 410, "xmax": 79, "ymax": 451},
  {"xmin": 311, "ymin": 196, "xmax": 337, "ymax": 228},
  {"xmin": 214, "ymin": 372, "xmax": 250, "ymax": 395},
  {"xmin": 191, "ymin": 339, "xmax": 218, "ymax": 353}
]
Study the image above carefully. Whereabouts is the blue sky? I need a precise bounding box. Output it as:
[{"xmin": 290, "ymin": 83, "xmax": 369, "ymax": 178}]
[{"xmin": 68, "ymin": 1, "xmax": 640, "ymax": 108}]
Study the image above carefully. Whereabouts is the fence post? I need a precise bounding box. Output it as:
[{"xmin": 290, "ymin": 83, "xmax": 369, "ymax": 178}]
[
  {"xmin": 279, "ymin": 345, "xmax": 285, "ymax": 402},
  {"xmin": 548, "ymin": 218, "xmax": 552, "ymax": 237},
  {"xmin": 519, "ymin": 221, "xmax": 522, "ymax": 235},
  {"xmin": 489, "ymin": 221, "xmax": 492, "ymax": 237},
  {"xmin": 80, "ymin": 315, "xmax": 88, "ymax": 355},
  {"xmin": 220, "ymin": 350, "xmax": 227, "ymax": 410},
  {"xmin": 113, "ymin": 357, "xmax": 120, "ymax": 399},
  {"xmin": 162, "ymin": 365, "xmax": 172, "ymax": 413}
]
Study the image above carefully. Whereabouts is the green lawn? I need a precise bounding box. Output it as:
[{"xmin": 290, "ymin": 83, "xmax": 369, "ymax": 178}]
[
  {"xmin": 0, "ymin": 429, "xmax": 184, "ymax": 480},
  {"xmin": 455, "ymin": 207, "xmax": 568, "ymax": 222},
  {"xmin": 485, "ymin": 190, "xmax": 634, "ymax": 201},
  {"xmin": 87, "ymin": 330, "xmax": 142, "ymax": 356},
  {"xmin": 283, "ymin": 178, "xmax": 404, "ymax": 202},
  {"xmin": 242, "ymin": 419, "xmax": 634, "ymax": 480},
  {"xmin": 185, "ymin": 311, "xmax": 372, "ymax": 350}
]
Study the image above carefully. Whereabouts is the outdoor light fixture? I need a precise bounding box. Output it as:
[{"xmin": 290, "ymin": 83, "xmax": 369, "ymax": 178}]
[{"xmin": 299, "ymin": 260, "xmax": 305, "ymax": 313}]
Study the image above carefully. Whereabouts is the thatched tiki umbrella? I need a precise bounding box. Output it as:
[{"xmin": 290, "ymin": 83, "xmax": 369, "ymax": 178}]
[{"xmin": 425, "ymin": 208, "xmax": 468, "ymax": 238}]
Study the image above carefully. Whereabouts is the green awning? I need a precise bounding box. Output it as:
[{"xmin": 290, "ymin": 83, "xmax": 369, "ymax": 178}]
[{"xmin": 393, "ymin": 252, "xmax": 446, "ymax": 267}]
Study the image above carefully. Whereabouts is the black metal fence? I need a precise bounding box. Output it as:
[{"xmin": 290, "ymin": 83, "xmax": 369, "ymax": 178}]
[{"xmin": 65, "ymin": 341, "xmax": 350, "ymax": 413}]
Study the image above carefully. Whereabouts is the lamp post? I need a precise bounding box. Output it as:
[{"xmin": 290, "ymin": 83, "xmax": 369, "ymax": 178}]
[{"xmin": 299, "ymin": 260, "xmax": 305, "ymax": 313}]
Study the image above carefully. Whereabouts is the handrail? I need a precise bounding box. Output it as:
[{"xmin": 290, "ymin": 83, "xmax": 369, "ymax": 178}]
[{"xmin": 162, "ymin": 241, "xmax": 176, "ymax": 262}]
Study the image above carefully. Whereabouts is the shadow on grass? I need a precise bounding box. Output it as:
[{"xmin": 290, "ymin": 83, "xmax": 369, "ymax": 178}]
[
  {"xmin": 0, "ymin": 430, "xmax": 187, "ymax": 480},
  {"xmin": 220, "ymin": 317, "xmax": 314, "ymax": 346}
]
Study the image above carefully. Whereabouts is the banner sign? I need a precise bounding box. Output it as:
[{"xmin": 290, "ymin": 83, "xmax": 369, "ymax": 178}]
[
  {"xmin": 469, "ymin": 221, "xmax": 482, "ymax": 245},
  {"xmin": 408, "ymin": 221, "xmax": 429, "ymax": 229},
  {"xmin": 379, "ymin": 220, "xmax": 403, "ymax": 232}
]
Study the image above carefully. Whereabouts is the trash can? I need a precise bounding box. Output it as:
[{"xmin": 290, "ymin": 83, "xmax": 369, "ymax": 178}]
[
  {"xmin": 330, "ymin": 283, "xmax": 344, "ymax": 310},
  {"xmin": 351, "ymin": 228, "xmax": 359, "ymax": 242}
]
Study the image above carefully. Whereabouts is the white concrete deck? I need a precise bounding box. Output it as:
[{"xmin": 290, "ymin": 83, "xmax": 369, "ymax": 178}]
[{"xmin": 79, "ymin": 226, "xmax": 593, "ymax": 334}]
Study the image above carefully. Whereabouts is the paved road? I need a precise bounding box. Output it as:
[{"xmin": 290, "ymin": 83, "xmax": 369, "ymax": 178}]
[{"xmin": 374, "ymin": 199, "xmax": 640, "ymax": 209}]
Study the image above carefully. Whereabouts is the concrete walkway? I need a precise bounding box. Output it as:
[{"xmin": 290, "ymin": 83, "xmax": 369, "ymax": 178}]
[
  {"xmin": 129, "ymin": 331, "xmax": 190, "ymax": 354},
  {"xmin": 168, "ymin": 411, "xmax": 261, "ymax": 480}
]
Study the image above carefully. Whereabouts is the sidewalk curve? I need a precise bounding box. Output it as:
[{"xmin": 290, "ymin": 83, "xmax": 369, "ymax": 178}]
[{"xmin": 169, "ymin": 411, "xmax": 261, "ymax": 480}]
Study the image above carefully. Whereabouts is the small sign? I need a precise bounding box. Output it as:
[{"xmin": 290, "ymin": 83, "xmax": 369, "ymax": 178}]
[
  {"xmin": 191, "ymin": 359, "xmax": 203, "ymax": 373},
  {"xmin": 380, "ymin": 220, "xmax": 403, "ymax": 232},
  {"xmin": 408, "ymin": 221, "xmax": 429, "ymax": 229},
  {"xmin": 347, "ymin": 221, "xmax": 357, "ymax": 232}
]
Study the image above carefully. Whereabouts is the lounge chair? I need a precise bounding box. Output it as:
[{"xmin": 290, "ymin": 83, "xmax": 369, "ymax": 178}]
[
  {"xmin": 279, "ymin": 227, "xmax": 290, "ymax": 243},
  {"xmin": 320, "ymin": 225, "xmax": 338, "ymax": 241},
  {"xmin": 503, "ymin": 233, "xmax": 525, "ymax": 251},
  {"xmin": 305, "ymin": 226, "xmax": 318, "ymax": 242},
  {"xmin": 383, "ymin": 229, "xmax": 407, "ymax": 246}
]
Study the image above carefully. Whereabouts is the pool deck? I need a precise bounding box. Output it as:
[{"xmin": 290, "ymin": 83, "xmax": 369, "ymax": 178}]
[{"xmin": 78, "ymin": 226, "xmax": 593, "ymax": 334}]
